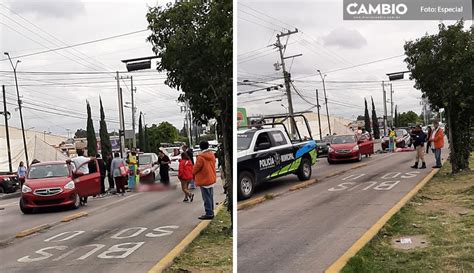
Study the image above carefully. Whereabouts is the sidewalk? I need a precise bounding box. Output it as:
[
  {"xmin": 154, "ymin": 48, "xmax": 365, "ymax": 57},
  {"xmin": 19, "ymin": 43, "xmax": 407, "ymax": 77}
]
[{"xmin": 342, "ymin": 155, "xmax": 474, "ymax": 272}]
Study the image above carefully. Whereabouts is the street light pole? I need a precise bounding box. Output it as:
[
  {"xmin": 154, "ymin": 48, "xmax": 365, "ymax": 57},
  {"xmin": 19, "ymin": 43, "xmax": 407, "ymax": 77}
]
[
  {"xmin": 4, "ymin": 52, "xmax": 29, "ymax": 168},
  {"xmin": 2, "ymin": 85, "xmax": 13, "ymax": 172},
  {"xmin": 317, "ymin": 70, "xmax": 331, "ymax": 135},
  {"xmin": 315, "ymin": 89, "xmax": 322, "ymax": 140}
]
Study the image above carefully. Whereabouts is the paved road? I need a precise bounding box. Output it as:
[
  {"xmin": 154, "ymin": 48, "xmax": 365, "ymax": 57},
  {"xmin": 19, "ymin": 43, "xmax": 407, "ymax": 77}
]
[
  {"xmin": 238, "ymin": 148, "xmax": 447, "ymax": 273},
  {"xmin": 0, "ymin": 178, "xmax": 225, "ymax": 273}
]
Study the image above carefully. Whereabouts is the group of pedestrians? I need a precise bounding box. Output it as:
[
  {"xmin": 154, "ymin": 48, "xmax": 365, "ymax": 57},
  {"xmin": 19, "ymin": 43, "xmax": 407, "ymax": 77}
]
[{"xmin": 410, "ymin": 120, "xmax": 445, "ymax": 169}]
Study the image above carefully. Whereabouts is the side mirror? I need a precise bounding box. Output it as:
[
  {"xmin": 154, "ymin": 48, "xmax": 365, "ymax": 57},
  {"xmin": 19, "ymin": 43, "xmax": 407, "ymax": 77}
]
[
  {"xmin": 326, "ymin": 143, "xmax": 331, "ymax": 146},
  {"xmin": 255, "ymin": 142, "xmax": 271, "ymax": 151},
  {"xmin": 357, "ymin": 140, "xmax": 364, "ymax": 144}
]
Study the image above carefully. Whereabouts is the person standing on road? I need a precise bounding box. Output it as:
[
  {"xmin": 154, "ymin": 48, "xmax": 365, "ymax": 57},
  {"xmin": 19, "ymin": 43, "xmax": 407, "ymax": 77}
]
[
  {"xmin": 106, "ymin": 153, "xmax": 115, "ymax": 192},
  {"xmin": 182, "ymin": 145, "xmax": 196, "ymax": 189},
  {"xmin": 178, "ymin": 152, "xmax": 194, "ymax": 202},
  {"xmin": 71, "ymin": 149, "xmax": 90, "ymax": 205},
  {"xmin": 425, "ymin": 126, "xmax": 432, "ymax": 154},
  {"xmin": 96, "ymin": 154, "xmax": 106, "ymax": 196},
  {"xmin": 410, "ymin": 125, "xmax": 427, "ymax": 169},
  {"xmin": 157, "ymin": 150, "xmax": 171, "ymax": 186},
  {"xmin": 388, "ymin": 128, "xmax": 397, "ymax": 152},
  {"xmin": 17, "ymin": 161, "xmax": 27, "ymax": 187},
  {"xmin": 431, "ymin": 120, "xmax": 444, "ymax": 168},
  {"xmin": 111, "ymin": 152, "xmax": 127, "ymax": 196},
  {"xmin": 193, "ymin": 141, "xmax": 216, "ymax": 220},
  {"xmin": 127, "ymin": 149, "xmax": 138, "ymax": 191}
]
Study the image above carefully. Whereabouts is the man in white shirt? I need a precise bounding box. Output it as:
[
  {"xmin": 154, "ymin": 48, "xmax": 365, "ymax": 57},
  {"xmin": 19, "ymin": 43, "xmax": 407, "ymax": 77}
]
[{"xmin": 71, "ymin": 149, "xmax": 90, "ymax": 174}]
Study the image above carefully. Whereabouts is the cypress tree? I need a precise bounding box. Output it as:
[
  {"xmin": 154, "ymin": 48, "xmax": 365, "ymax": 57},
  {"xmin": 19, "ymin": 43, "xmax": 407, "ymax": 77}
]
[
  {"xmin": 144, "ymin": 125, "xmax": 150, "ymax": 152},
  {"xmin": 371, "ymin": 97, "xmax": 380, "ymax": 139},
  {"xmin": 364, "ymin": 98, "xmax": 371, "ymax": 133},
  {"xmin": 99, "ymin": 97, "xmax": 112, "ymax": 159},
  {"xmin": 138, "ymin": 113, "xmax": 145, "ymax": 150},
  {"xmin": 86, "ymin": 101, "xmax": 97, "ymax": 156}
]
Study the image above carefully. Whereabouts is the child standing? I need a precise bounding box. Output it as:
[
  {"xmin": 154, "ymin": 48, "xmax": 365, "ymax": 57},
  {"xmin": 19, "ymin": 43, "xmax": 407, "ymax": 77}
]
[{"xmin": 178, "ymin": 152, "xmax": 194, "ymax": 202}]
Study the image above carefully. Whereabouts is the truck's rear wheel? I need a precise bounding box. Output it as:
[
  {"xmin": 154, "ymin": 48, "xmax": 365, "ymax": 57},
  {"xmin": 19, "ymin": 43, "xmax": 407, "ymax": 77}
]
[
  {"xmin": 238, "ymin": 171, "xmax": 255, "ymax": 200},
  {"xmin": 297, "ymin": 157, "xmax": 312, "ymax": 181}
]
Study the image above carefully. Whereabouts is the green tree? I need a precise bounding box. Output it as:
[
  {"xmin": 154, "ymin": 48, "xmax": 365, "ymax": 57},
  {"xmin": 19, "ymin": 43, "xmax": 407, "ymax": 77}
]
[
  {"xmin": 74, "ymin": 129, "xmax": 87, "ymax": 138},
  {"xmin": 371, "ymin": 97, "xmax": 380, "ymax": 139},
  {"xmin": 146, "ymin": 1, "xmax": 233, "ymax": 218},
  {"xmin": 356, "ymin": 115, "xmax": 365, "ymax": 121},
  {"xmin": 138, "ymin": 113, "xmax": 145, "ymax": 151},
  {"xmin": 398, "ymin": 111, "xmax": 420, "ymax": 127},
  {"xmin": 404, "ymin": 21, "xmax": 473, "ymax": 173},
  {"xmin": 86, "ymin": 101, "xmax": 97, "ymax": 156},
  {"xmin": 364, "ymin": 98, "xmax": 371, "ymax": 133},
  {"xmin": 145, "ymin": 122, "xmax": 179, "ymax": 153},
  {"xmin": 144, "ymin": 125, "xmax": 150, "ymax": 152},
  {"xmin": 394, "ymin": 106, "xmax": 398, "ymax": 127},
  {"xmin": 99, "ymin": 97, "xmax": 112, "ymax": 158}
]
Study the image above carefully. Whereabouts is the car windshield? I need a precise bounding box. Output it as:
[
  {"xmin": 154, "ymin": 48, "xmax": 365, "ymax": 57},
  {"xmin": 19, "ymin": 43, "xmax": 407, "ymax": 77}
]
[
  {"xmin": 331, "ymin": 135, "xmax": 356, "ymax": 144},
  {"xmin": 323, "ymin": 136, "xmax": 333, "ymax": 143},
  {"xmin": 28, "ymin": 164, "xmax": 69, "ymax": 179},
  {"xmin": 138, "ymin": 155, "xmax": 152, "ymax": 165},
  {"xmin": 238, "ymin": 132, "xmax": 255, "ymax": 151}
]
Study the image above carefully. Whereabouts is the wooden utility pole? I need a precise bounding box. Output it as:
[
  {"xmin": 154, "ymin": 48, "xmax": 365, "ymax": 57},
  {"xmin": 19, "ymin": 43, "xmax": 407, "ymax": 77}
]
[
  {"xmin": 316, "ymin": 89, "xmax": 322, "ymax": 140},
  {"xmin": 276, "ymin": 29, "xmax": 300, "ymax": 137}
]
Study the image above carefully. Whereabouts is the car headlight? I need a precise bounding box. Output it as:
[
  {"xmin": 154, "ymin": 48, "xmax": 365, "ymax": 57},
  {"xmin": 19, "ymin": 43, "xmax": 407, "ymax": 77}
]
[
  {"xmin": 4, "ymin": 177, "xmax": 10, "ymax": 181},
  {"xmin": 141, "ymin": 169, "xmax": 151, "ymax": 176},
  {"xmin": 328, "ymin": 147, "xmax": 334, "ymax": 153},
  {"xmin": 64, "ymin": 181, "xmax": 75, "ymax": 190},
  {"xmin": 353, "ymin": 145, "xmax": 359, "ymax": 151},
  {"xmin": 22, "ymin": 185, "xmax": 32, "ymax": 193}
]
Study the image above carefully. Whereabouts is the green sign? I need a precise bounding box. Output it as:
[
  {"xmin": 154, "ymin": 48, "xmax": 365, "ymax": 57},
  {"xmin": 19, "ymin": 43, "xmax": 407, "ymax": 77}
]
[{"xmin": 237, "ymin": 107, "xmax": 248, "ymax": 128}]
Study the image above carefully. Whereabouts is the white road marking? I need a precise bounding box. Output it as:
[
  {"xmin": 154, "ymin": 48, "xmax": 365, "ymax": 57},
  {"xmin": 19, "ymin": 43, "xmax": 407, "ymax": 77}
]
[
  {"xmin": 44, "ymin": 231, "xmax": 85, "ymax": 242},
  {"xmin": 97, "ymin": 242, "xmax": 145, "ymax": 259}
]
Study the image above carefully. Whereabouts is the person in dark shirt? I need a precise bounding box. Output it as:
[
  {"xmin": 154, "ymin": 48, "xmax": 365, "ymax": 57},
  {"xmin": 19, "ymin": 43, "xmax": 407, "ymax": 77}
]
[
  {"xmin": 156, "ymin": 149, "xmax": 171, "ymax": 186},
  {"xmin": 410, "ymin": 125, "xmax": 427, "ymax": 169},
  {"xmin": 96, "ymin": 154, "xmax": 106, "ymax": 195}
]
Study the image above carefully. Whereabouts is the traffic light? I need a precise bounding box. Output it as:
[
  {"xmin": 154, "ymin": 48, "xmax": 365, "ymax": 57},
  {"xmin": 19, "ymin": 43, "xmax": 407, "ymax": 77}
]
[{"xmin": 126, "ymin": 60, "xmax": 151, "ymax": 72}]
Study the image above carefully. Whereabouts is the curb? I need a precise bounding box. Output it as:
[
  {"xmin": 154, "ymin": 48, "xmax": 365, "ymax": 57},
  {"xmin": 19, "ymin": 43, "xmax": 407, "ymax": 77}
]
[
  {"xmin": 325, "ymin": 160, "xmax": 445, "ymax": 273},
  {"xmin": 16, "ymin": 224, "xmax": 51, "ymax": 238},
  {"xmin": 61, "ymin": 211, "xmax": 88, "ymax": 222},
  {"xmin": 148, "ymin": 203, "xmax": 225, "ymax": 273},
  {"xmin": 0, "ymin": 192, "xmax": 20, "ymax": 200},
  {"xmin": 237, "ymin": 178, "xmax": 318, "ymax": 211}
]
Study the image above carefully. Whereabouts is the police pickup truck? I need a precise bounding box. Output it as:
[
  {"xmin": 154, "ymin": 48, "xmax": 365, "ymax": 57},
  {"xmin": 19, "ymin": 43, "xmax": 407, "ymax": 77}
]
[{"xmin": 237, "ymin": 114, "xmax": 317, "ymax": 200}]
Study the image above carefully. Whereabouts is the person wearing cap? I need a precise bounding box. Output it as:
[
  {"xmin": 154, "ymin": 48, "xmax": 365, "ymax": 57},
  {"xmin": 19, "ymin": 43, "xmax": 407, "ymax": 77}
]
[
  {"xmin": 430, "ymin": 120, "xmax": 444, "ymax": 168},
  {"xmin": 410, "ymin": 125, "xmax": 427, "ymax": 169}
]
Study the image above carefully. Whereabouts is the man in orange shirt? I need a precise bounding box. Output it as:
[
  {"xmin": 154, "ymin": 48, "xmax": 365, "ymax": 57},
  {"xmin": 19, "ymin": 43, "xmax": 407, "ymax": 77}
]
[
  {"xmin": 193, "ymin": 141, "xmax": 217, "ymax": 220},
  {"xmin": 430, "ymin": 120, "xmax": 444, "ymax": 168}
]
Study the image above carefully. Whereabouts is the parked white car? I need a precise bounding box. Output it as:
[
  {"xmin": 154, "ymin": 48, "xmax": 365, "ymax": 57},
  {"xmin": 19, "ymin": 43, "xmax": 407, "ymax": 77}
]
[{"xmin": 169, "ymin": 148, "xmax": 219, "ymax": 172}]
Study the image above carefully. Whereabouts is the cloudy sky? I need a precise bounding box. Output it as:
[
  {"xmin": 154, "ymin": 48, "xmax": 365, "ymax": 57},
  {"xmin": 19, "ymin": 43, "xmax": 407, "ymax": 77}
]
[
  {"xmin": 237, "ymin": 0, "xmax": 472, "ymax": 121},
  {"xmin": 0, "ymin": 0, "xmax": 184, "ymax": 137}
]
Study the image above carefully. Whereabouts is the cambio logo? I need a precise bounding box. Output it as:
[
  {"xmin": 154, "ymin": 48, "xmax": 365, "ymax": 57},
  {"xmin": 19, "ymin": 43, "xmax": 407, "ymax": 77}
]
[{"xmin": 347, "ymin": 2, "xmax": 408, "ymax": 15}]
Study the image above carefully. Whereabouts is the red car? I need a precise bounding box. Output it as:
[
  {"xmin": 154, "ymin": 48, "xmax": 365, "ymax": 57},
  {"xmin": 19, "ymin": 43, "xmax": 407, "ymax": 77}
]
[
  {"xmin": 327, "ymin": 134, "xmax": 374, "ymax": 164},
  {"xmin": 20, "ymin": 160, "xmax": 101, "ymax": 214},
  {"xmin": 137, "ymin": 153, "xmax": 160, "ymax": 184}
]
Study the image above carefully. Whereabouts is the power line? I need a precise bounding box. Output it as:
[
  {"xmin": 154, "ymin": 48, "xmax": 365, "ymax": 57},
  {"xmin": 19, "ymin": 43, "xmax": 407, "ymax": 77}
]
[{"xmin": 0, "ymin": 29, "xmax": 148, "ymax": 62}]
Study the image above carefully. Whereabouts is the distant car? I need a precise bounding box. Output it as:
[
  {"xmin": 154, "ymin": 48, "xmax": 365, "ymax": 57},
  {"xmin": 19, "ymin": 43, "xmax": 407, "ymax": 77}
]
[
  {"xmin": 315, "ymin": 136, "xmax": 333, "ymax": 157},
  {"xmin": 327, "ymin": 134, "xmax": 374, "ymax": 164},
  {"xmin": 169, "ymin": 148, "xmax": 219, "ymax": 172},
  {"xmin": 381, "ymin": 128, "xmax": 412, "ymax": 150},
  {"xmin": 0, "ymin": 173, "xmax": 20, "ymax": 194},
  {"xmin": 19, "ymin": 160, "xmax": 101, "ymax": 214},
  {"xmin": 137, "ymin": 153, "xmax": 160, "ymax": 184}
]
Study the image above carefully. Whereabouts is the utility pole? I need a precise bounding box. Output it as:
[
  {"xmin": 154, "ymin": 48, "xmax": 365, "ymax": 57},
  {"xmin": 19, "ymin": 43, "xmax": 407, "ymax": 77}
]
[
  {"xmin": 382, "ymin": 81, "xmax": 388, "ymax": 136},
  {"xmin": 130, "ymin": 77, "xmax": 136, "ymax": 148},
  {"xmin": 315, "ymin": 89, "xmax": 322, "ymax": 140},
  {"xmin": 2, "ymin": 85, "xmax": 12, "ymax": 172},
  {"xmin": 275, "ymin": 29, "xmax": 299, "ymax": 137},
  {"xmin": 115, "ymin": 71, "xmax": 125, "ymax": 157},
  {"xmin": 390, "ymin": 83, "xmax": 394, "ymax": 127},
  {"xmin": 4, "ymin": 53, "xmax": 29, "ymax": 167},
  {"xmin": 317, "ymin": 70, "xmax": 331, "ymax": 135}
]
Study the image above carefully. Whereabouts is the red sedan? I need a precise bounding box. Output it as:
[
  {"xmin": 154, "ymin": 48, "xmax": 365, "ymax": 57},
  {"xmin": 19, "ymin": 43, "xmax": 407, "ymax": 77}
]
[
  {"xmin": 20, "ymin": 160, "xmax": 101, "ymax": 214},
  {"xmin": 327, "ymin": 134, "xmax": 374, "ymax": 164}
]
